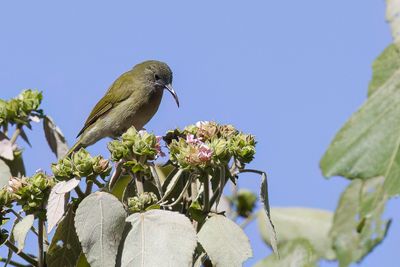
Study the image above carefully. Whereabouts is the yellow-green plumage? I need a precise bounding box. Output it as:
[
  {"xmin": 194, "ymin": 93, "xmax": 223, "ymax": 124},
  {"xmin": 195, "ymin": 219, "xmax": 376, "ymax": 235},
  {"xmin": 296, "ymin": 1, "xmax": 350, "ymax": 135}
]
[{"xmin": 66, "ymin": 60, "xmax": 179, "ymax": 157}]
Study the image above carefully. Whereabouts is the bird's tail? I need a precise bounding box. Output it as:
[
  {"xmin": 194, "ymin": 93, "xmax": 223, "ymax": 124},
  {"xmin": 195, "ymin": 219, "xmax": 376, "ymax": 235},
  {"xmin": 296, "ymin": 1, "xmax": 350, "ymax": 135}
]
[{"xmin": 65, "ymin": 139, "xmax": 84, "ymax": 158}]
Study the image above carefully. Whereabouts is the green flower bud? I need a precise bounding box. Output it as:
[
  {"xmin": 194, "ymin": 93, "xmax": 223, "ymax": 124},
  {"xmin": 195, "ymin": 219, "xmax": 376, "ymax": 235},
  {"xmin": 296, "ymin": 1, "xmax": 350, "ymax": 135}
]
[
  {"xmin": 6, "ymin": 99, "xmax": 21, "ymax": 121},
  {"xmin": 14, "ymin": 172, "xmax": 54, "ymax": 215},
  {"xmin": 0, "ymin": 188, "xmax": 14, "ymax": 207},
  {"xmin": 209, "ymin": 138, "xmax": 231, "ymax": 165},
  {"xmin": 73, "ymin": 148, "xmax": 94, "ymax": 177},
  {"xmin": 108, "ymin": 140, "xmax": 130, "ymax": 161},
  {"xmin": 128, "ymin": 192, "xmax": 158, "ymax": 213},
  {"xmin": 230, "ymin": 133, "xmax": 257, "ymax": 164},
  {"xmin": 0, "ymin": 99, "xmax": 7, "ymax": 125},
  {"xmin": 121, "ymin": 127, "xmax": 140, "ymax": 147},
  {"xmin": 219, "ymin": 124, "xmax": 238, "ymax": 138},
  {"xmin": 51, "ymin": 157, "xmax": 74, "ymax": 180},
  {"xmin": 18, "ymin": 90, "xmax": 42, "ymax": 113},
  {"xmin": 235, "ymin": 190, "xmax": 257, "ymax": 218}
]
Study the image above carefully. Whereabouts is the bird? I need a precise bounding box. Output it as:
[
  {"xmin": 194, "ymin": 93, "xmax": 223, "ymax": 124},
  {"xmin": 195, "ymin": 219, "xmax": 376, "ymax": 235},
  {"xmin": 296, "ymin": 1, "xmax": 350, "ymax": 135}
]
[{"xmin": 65, "ymin": 60, "xmax": 179, "ymax": 157}]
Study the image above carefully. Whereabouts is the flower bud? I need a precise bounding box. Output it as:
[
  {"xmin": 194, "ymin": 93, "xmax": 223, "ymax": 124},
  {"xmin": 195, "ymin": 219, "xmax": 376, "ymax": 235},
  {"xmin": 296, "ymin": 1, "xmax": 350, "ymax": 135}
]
[
  {"xmin": 7, "ymin": 177, "xmax": 26, "ymax": 194},
  {"xmin": 51, "ymin": 157, "xmax": 74, "ymax": 180},
  {"xmin": 93, "ymin": 156, "xmax": 111, "ymax": 177},
  {"xmin": 73, "ymin": 148, "xmax": 94, "ymax": 177},
  {"xmin": 235, "ymin": 190, "xmax": 257, "ymax": 218},
  {"xmin": 18, "ymin": 90, "xmax": 42, "ymax": 113},
  {"xmin": 128, "ymin": 192, "xmax": 158, "ymax": 213},
  {"xmin": 108, "ymin": 140, "xmax": 130, "ymax": 161}
]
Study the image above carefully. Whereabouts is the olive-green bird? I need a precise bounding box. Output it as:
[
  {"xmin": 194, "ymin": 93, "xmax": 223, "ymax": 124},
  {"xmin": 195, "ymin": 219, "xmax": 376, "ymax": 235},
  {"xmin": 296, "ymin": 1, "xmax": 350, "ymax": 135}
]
[{"xmin": 66, "ymin": 60, "xmax": 179, "ymax": 156}]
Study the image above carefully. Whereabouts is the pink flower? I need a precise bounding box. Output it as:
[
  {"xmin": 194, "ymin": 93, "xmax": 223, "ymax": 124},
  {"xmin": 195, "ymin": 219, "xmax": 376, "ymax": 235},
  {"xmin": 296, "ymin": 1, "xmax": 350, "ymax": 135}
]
[
  {"xmin": 155, "ymin": 136, "xmax": 165, "ymax": 157},
  {"xmin": 186, "ymin": 134, "xmax": 202, "ymax": 144},
  {"xmin": 198, "ymin": 144, "xmax": 213, "ymax": 162}
]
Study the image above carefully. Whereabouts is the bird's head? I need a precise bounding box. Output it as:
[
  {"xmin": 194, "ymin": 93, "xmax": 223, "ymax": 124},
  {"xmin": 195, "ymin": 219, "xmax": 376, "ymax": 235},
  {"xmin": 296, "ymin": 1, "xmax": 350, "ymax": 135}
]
[{"xmin": 136, "ymin": 60, "xmax": 179, "ymax": 107}]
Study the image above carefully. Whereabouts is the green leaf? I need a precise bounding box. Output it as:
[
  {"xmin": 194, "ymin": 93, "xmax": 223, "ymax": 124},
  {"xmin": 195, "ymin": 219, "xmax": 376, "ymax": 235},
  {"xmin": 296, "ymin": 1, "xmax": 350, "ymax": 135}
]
[
  {"xmin": 258, "ymin": 207, "xmax": 335, "ymax": 260},
  {"xmin": 320, "ymin": 69, "xmax": 400, "ymax": 196},
  {"xmin": 368, "ymin": 44, "xmax": 400, "ymax": 96},
  {"xmin": 47, "ymin": 206, "xmax": 82, "ymax": 267},
  {"xmin": 75, "ymin": 192, "xmax": 126, "ymax": 267},
  {"xmin": 387, "ymin": 0, "xmax": 400, "ymax": 44},
  {"xmin": 254, "ymin": 239, "xmax": 318, "ymax": 267},
  {"xmin": 13, "ymin": 214, "xmax": 34, "ymax": 253},
  {"xmin": 121, "ymin": 209, "xmax": 197, "ymax": 267},
  {"xmin": 110, "ymin": 175, "xmax": 132, "ymax": 201},
  {"xmin": 43, "ymin": 116, "xmax": 69, "ymax": 159},
  {"xmin": 0, "ymin": 159, "xmax": 11, "ymax": 188},
  {"xmin": 260, "ymin": 172, "xmax": 278, "ymax": 254},
  {"xmin": 198, "ymin": 214, "xmax": 252, "ymax": 267},
  {"xmin": 76, "ymin": 253, "xmax": 90, "ymax": 267},
  {"xmin": 330, "ymin": 177, "xmax": 390, "ymax": 267}
]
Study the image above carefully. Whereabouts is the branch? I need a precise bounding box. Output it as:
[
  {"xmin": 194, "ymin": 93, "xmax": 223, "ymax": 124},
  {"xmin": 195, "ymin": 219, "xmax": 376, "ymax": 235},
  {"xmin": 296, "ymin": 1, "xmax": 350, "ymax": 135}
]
[
  {"xmin": 4, "ymin": 240, "xmax": 38, "ymax": 266},
  {"xmin": 10, "ymin": 127, "xmax": 21, "ymax": 145},
  {"xmin": 0, "ymin": 258, "xmax": 31, "ymax": 267}
]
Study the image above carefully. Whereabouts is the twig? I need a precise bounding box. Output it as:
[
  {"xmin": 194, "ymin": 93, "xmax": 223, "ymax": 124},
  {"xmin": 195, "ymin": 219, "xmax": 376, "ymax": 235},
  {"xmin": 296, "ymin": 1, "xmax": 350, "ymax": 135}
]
[
  {"xmin": 38, "ymin": 215, "xmax": 44, "ymax": 267},
  {"xmin": 0, "ymin": 258, "xmax": 31, "ymax": 267},
  {"xmin": 74, "ymin": 186, "xmax": 85, "ymax": 199},
  {"xmin": 203, "ymin": 175, "xmax": 210, "ymax": 212},
  {"xmin": 93, "ymin": 178, "xmax": 105, "ymax": 189},
  {"xmin": 10, "ymin": 127, "xmax": 21, "ymax": 145},
  {"xmin": 85, "ymin": 181, "xmax": 93, "ymax": 196},
  {"xmin": 4, "ymin": 240, "xmax": 38, "ymax": 266}
]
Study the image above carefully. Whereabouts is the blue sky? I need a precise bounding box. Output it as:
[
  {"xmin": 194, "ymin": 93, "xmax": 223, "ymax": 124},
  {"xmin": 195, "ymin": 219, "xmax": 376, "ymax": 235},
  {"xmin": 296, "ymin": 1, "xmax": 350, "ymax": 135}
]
[{"xmin": 0, "ymin": 1, "xmax": 397, "ymax": 266}]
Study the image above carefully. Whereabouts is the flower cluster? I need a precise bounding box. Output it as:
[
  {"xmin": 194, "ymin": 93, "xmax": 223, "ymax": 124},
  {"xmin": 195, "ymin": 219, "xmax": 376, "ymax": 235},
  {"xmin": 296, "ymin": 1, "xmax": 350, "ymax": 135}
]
[
  {"xmin": 51, "ymin": 149, "xmax": 111, "ymax": 180},
  {"xmin": 127, "ymin": 192, "xmax": 159, "ymax": 213},
  {"xmin": 165, "ymin": 121, "xmax": 257, "ymax": 170},
  {"xmin": 3, "ymin": 172, "xmax": 55, "ymax": 216},
  {"xmin": 108, "ymin": 127, "xmax": 164, "ymax": 173},
  {"xmin": 233, "ymin": 190, "xmax": 258, "ymax": 218},
  {"xmin": 0, "ymin": 89, "xmax": 43, "ymax": 126}
]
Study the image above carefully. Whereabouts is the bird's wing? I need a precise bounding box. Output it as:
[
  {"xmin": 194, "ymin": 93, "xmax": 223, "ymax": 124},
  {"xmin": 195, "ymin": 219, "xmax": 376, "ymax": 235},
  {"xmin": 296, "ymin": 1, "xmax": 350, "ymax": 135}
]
[{"xmin": 76, "ymin": 72, "xmax": 134, "ymax": 137}]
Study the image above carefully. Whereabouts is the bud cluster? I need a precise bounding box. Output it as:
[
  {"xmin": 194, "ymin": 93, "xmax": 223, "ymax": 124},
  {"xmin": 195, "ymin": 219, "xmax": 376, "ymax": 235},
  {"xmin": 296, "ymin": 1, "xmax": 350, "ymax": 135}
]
[
  {"xmin": 127, "ymin": 192, "xmax": 159, "ymax": 213},
  {"xmin": 51, "ymin": 148, "xmax": 111, "ymax": 180},
  {"xmin": 233, "ymin": 190, "xmax": 258, "ymax": 218},
  {"xmin": 0, "ymin": 172, "xmax": 55, "ymax": 215},
  {"xmin": 107, "ymin": 127, "xmax": 164, "ymax": 173},
  {"xmin": 165, "ymin": 121, "xmax": 257, "ymax": 170},
  {"xmin": 0, "ymin": 89, "xmax": 43, "ymax": 126}
]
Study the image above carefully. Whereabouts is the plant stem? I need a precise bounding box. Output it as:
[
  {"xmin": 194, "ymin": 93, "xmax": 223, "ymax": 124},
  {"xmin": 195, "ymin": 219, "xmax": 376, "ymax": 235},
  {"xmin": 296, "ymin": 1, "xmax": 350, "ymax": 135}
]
[
  {"xmin": 38, "ymin": 217, "xmax": 44, "ymax": 267},
  {"xmin": 134, "ymin": 173, "xmax": 144, "ymax": 195},
  {"xmin": 85, "ymin": 181, "xmax": 93, "ymax": 196},
  {"xmin": 0, "ymin": 258, "xmax": 31, "ymax": 267},
  {"xmin": 4, "ymin": 240, "xmax": 38, "ymax": 266},
  {"xmin": 93, "ymin": 178, "xmax": 104, "ymax": 188},
  {"xmin": 10, "ymin": 127, "xmax": 21, "ymax": 144},
  {"xmin": 203, "ymin": 175, "xmax": 210, "ymax": 212},
  {"xmin": 74, "ymin": 186, "xmax": 85, "ymax": 199}
]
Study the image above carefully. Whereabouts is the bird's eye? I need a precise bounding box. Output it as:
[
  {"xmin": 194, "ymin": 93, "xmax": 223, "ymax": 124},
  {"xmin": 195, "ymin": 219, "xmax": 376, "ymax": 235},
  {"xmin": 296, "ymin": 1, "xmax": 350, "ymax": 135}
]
[{"xmin": 154, "ymin": 74, "xmax": 161, "ymax": 80}]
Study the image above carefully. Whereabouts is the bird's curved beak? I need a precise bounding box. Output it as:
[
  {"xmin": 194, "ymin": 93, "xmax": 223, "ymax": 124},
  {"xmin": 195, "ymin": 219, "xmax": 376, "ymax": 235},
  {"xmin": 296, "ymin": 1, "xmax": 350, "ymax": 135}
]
[{"xmin": 165, "ymin": 84, "xmax": 180, "ymax": 107}]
